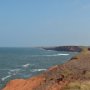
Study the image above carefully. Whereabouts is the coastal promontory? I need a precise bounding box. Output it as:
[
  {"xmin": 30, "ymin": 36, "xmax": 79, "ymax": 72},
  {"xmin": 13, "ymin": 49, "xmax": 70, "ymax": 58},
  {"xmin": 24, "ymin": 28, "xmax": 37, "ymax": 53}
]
[{"xmin": 3, "ymin": 47, "xmax": 90, "ymax": 90}]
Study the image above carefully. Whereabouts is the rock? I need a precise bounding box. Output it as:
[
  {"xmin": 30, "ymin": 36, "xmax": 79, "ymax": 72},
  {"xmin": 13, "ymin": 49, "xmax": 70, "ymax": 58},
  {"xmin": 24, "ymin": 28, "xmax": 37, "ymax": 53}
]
[{"xmin": 3, "ymin": 76, "xmax": 45, "ymax": 90}]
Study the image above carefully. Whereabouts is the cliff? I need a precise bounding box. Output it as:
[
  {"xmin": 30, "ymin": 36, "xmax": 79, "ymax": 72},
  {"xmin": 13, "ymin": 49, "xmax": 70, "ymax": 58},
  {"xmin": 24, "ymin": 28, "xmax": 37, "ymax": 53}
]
[
  {"xmin": 43, "ymin": 46, "xmax": 82, "ymax": 52},
  {"xmin": 3, "ymin": 48, "xmax": 90, "ymax": 90}
]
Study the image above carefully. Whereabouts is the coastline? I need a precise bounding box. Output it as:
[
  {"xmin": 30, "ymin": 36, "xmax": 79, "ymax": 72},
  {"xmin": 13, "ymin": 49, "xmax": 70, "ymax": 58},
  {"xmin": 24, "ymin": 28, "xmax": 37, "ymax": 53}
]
[{"xmin": 3, "ymin": 47, "xmax": 90, "ymax": 90}]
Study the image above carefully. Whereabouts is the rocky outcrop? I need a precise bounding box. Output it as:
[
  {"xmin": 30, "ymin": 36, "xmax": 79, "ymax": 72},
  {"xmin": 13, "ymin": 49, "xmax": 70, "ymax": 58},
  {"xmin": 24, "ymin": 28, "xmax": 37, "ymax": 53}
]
[
  {"xmin": 3, "ymin": 49, "xmax": 90, "ymax": 90},
  {"xmin": 43, "ymin": 46, "xmax": 82, "ymax": 52},
  {"xmin": 3, "ymin": 76, "xmax": 45, "ymax": 90}
]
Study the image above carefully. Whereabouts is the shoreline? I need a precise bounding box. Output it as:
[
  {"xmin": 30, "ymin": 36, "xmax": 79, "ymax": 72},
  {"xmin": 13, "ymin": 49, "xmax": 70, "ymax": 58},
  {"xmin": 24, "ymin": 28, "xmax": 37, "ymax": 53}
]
[{"xmin": 3, "ymin": 47, "xmax": 90, "ymax": 90}]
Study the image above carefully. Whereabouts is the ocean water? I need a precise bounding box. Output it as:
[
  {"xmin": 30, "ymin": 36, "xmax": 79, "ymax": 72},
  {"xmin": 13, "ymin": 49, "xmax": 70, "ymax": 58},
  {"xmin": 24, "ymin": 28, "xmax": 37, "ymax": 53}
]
[{"xmin": 0, "ymin": 47, "xmax": 77, "ymax": 89}]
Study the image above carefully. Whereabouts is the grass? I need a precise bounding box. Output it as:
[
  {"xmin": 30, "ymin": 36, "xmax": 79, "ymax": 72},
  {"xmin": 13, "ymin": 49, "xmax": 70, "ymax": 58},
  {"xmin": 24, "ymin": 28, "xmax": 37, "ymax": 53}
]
[{"xmin": 63, "ymin": 81, "xmax": 90, "ymax": 90}]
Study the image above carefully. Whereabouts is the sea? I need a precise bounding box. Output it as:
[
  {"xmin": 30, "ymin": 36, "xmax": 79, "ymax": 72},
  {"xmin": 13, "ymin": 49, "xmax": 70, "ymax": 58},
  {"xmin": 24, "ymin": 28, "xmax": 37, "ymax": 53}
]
[{"xmin": 0, "ymin": 47, "xmax": 78, "ymax": 89}]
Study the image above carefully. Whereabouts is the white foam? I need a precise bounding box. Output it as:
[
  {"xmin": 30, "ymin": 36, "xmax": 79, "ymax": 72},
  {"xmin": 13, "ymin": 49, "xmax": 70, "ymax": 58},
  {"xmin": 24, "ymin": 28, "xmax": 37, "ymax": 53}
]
[
  {"xmin": 57, "ymin": 54, "xmax": 69, "ymax": 56},
  {"xmin": 31, "ymin": 69, "xmax": 46, "ymax": 72},
  {"xmin": 42, "ymin": 53, "xmax": 69, "ymax": 56},
  {"xmin": 10, "ymin": 69, "xmax": 21, "ymax": 72},
  {"xmin": 9, "ymin": 69, "xmax": 21, "ymax": 75},
  {"xmin": 22, "ymin": 63, "xmax": 30, "ymax": 68},
  {"xmin": 31, "ymin": 53, "xmax": 69, "ymax": 57},
  {"xmin": 1, "ymin": 75, "xmax": 11, "ymax": 81}
]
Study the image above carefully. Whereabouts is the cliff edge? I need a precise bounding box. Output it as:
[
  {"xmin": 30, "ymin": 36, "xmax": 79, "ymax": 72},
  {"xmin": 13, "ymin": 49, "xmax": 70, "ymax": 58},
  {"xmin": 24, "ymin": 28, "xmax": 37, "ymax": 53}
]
[{"xmin": 3, "ymin": 48, "xmax": 90, "ymax": 90}]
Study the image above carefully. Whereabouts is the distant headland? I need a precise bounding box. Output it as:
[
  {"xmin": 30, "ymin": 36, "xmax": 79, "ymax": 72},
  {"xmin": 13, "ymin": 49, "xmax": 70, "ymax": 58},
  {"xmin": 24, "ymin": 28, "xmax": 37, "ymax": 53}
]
[{"xmin": 42, "ymin": 46, "xmax": 82, "ymax": 52}]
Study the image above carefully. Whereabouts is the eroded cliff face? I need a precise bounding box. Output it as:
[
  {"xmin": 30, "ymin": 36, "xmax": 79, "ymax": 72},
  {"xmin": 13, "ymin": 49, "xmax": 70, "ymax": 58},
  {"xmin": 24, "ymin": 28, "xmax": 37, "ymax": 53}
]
[
  {"xmin": 3, "ymin": 50, "xmax": 90, "ymax": 90},
  {"xmin": 3, "ymin": 76, "xmax": 45, "ymax": 90}
]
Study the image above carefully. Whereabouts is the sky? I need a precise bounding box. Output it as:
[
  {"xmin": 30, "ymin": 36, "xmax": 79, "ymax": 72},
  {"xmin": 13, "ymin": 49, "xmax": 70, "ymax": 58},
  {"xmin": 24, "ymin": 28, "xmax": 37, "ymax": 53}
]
[{"xmin": 0, "ymin": 0, "xmax": 90, "ymax": 47}]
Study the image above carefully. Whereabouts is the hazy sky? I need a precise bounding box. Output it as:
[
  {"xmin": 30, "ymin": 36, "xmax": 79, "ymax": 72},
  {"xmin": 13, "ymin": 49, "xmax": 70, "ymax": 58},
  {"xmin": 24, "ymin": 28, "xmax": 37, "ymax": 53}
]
[{"xmin": 0, "ymin": 0, "xmax": 90, "ymax": 47}]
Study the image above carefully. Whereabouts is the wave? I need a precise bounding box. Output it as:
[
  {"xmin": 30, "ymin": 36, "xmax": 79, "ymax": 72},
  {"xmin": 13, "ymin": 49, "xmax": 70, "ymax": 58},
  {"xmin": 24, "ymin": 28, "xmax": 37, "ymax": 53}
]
[
  {"xmin": 31, "ymin": 69, "xmax": 46, "ymax": 72},
  {"xmin": 44, "ymin": 53, "xmax": 69, "ymax": 56},
  {"xmin": 9, "ymin": 69, "xmax": 21, "ymax": 75},
  {"xmin": 57, "ymin": 54, "xmax": 69, "ymax": 56},
  {"xmin": 1, "ymin": 69, "xmax": 46, "ymax": 81},
  {"xmin": 22, "ymin": 63, "xmax": 30, "ymax": 68},
  {"xmin": 31, "ymin": 53, "xmax": 69, "ymax": 57},
  {"xmin": 0, "ymin": 69, "xmax": 21, "ymax": 81},
  {"xmin": 1, "ymin": 75, "xmax": 11, "ymax": 81},
  {"xmin": 10, "ymin": 69, "xmax": 21, "ymax": 72}
]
